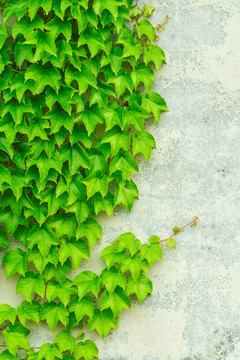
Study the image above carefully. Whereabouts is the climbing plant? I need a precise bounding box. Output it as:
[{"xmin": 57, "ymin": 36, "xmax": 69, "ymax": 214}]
[{"xmin": 0, "ymin": 0, "xmax": 197, "ymax": 359}]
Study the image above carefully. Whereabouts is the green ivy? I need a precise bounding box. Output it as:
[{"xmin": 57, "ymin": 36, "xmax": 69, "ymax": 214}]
[{"xmin": 0, "ymin": 0, "xmax": 176, "ymax": 359}]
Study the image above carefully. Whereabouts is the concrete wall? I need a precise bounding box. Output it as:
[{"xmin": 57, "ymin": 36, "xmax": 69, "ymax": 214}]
[{"xmin": 1, "ymin": 0, "xmax": 240, "ymax": 359}]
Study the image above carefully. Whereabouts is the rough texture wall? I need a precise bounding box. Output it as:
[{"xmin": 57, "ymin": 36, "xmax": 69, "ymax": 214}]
[{"xmin": 1, "ymin": 0, "xmax": 240, "ymax": 359}]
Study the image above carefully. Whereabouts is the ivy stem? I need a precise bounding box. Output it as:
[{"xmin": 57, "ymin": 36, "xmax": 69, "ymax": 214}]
[{"xmin": 159, "ymin": 216, "xmax": 198, "ymax": 243}]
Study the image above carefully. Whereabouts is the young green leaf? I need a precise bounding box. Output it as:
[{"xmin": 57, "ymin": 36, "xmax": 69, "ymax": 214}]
[
  {"xmin": 73, "ymin": 271, "xmax": 100, "ymax": 300},
  {"xmin": 40, "ymin": 302, "xmax": 69, "ymax": 331},
  {"xmin": 127, "ymin": 273, "xmax": 153, "ymax": 303},
  {"xmin": 3, "ymin": 323, "xmax": 30, "ymax": 355},
  {"xmin": 17, "ymin": 301, "xmax": 41, "ymax": 325},
  {"xmin": 88, "ymin": 309, "xmax": 118, "ymax": 339},
  {"xmin": 74, "ymin": 340, "xmax": 99, "ymax": 360},
  {"xmin": 68, "ymin": 296, "xmax": 94, "ymax": 323},
  {"xmin": 59, "ymin": 237, "xmax": 90, "ymax": 271},
  {"xmin": 101, "ymin": 286, "xmax": 131, "ymax": 317},
  {"xmin": 76, "ymin": 219, "xmax": 102, "ymax": 249},
  {"xmin": 2, "ymin": 248, "xmax": 27, "ymax": 278},
  {"xmin": 54, "ymin": 330, "xmax": 76, "ymax": 353},
  {"xmin": 114, "ymin": 180, "xmax": 139, "ymax": 212},
  {"xmin": 46, "ymin": 279, "xmax": 76, "ymax": 307},
  {"xmin": 16, "ymin": 272, "xmax": 45, "ymax": 303},
  {"xmin": 38, "ymin": 343, "xmax": 61, "ymax": 360},
  {"xmin": 167, "ymin": 238, "xmax": 177, "ymax": 249},
  {"xmin": 100, "ymin": 266, "xmax": 126, "ymax": 294},
  {"xmin": 0, "ymin": 304, "xmax": 17, "ymax": 325},
  {"xmin": 140, "ymin": 243, "xmax": 163, "ymax": 266}
]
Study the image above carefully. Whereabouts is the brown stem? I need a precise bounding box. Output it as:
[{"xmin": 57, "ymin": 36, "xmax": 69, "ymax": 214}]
[{"xmin": 159, "ymin": 216, "xmax": 198, "ymax": 243}]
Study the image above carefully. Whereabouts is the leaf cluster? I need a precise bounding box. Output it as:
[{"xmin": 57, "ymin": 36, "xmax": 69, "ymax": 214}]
[{"xmin": 0, "ymin": 0, "xmax": 168, "ymax": 358}]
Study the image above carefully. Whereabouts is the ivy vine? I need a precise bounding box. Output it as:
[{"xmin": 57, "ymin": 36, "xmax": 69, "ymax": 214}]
[{"xmin": 0, "ymin": 0, "xmax": 197, "ymax": 359}]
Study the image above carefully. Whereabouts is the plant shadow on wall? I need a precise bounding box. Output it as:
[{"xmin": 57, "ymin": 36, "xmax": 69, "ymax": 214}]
[{"xmin": 0, "ymin": 0, "xmax": 197, "ymax": 359}]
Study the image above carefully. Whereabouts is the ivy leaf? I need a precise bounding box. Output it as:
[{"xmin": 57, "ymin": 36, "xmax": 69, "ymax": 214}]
[
  {"xmin": 74, "ymin": 340, "xmax": 99, "ymax": 360},
  {"xmin": 59, "ymin": 143, "xmax": 90, "ymax": 176},
  {"xmin": 110, "ymin": 72, "xmax": 134, "ymax": 98},
  {"xmin": 40, "ymin": 302, "xmax": 69, "ymax": 331},
  {"xmin": 142, "ymin": 91, "xmax": 168, "ymax": 124},
  {"xmin": 93, "ymin": 0, "xmax": 122, "ymax": 19},
  {"xmin": 27, "ymin": 224, "xmax": 60, "ymax": 257},
  {"xmin": 116, "ymin": 232, "xmax": 141, "ymax": 256},
  {"xmin": 46, "ymin": 279, "xmax": 76, "ymax": 307},
  {"xmin": 148, "ymin": 235, "xmax": 160, "ymax": 244},
  {"xmin": 132, "ymin": 130, "xmax": 156, "ymax": 161},
  {"xmin": 73, "ymin": 271, "xmax": 100, "ymax": 300},
  {"xmin": 121, "ymin": 254, "xmax": 149, "ymax": 280},
  {"xmin": 101, "ymin": 127, "xmax": 131, "ymax": 157},
  {"xmin": 27, "ymin": 246, "xmax": 58, "ymax": 274},
  {"xmin": 109, "ymin": 151, "xmax": 138, "ymax": 180},
  {"xmin": 24, "ymin": 197, "xmax": 48, "ymax": 226},
  {"xmin": 56, "ymin": 174, "xmax": 86, "ymax": 206},
  {"xmin": 45, "ymin": 16, "xmax": 72, "ymax": 42},
  {"xmin": 94, "ymin": 193, "xmax": 114, "ymax": 218},
  {"xmin": 59, "ymin": 237, "xmax": 90, "ymax": 271},
  {"xmin": 76, "ymin": 219, "xmax": 102, "ymax": 249},
  {"xmin": 27, "ymin": 150, "xmax": 62, "ymax": 181},
  {"xmin": 101, "ymin": 286, "xmax": 131, "ymax": 317},
  {"xmin": 17, "ymin": 300, "xmax": 41, "ymax": 326},
  {"xmin": 100, "ymin": 266, "xmax": 126, "ymax": 294},
  {"xmin": 88, "ymin": 309, "xmax": 118, "ymax": 339},
  {"xmin": 144, "ymin": 44, "xmax": 166, "ymax": 71},
  {"xmin": 3, "ymin": 1, "xmax": 27, "ymax": 23},
  {"xmin": 24, "ymin": 29, "xmax": 57, "ymax": 62},
  {"xmin": 25, "ymin": 63, "xmax": 61, "ymax": 94},
  {"xmin": 68, "ymin": 296, "xmax": 94, "ymax": 323},
  {"xmin": 136, "ymin": 19, "xmax": 155, "ymax": 43},
  {"xmin": 67, "ymin": 201, "xmax": 92, "ymax": 224},
  {"xmin": 2, "ymin": 248, "xmax": 27, "ymax": 278},
  {"xmin": 0, "ymin": 206, "xmax": 27, "ymax": 235},
  {"xmin": 26, "ymin": 0, "xmax": 53, "ymax": 21},
  {"xmin": 140, "ymin": 243, "xmax": 163, "ymax": 266},
  {"xmin": 1, "ymin": 98, "xmax": 33, "ymax": 126},
  {"xmin": 143, "ymin": 4, "xmax": 155, "ymax": 18},
  {"xmin": 131, "ymin": 64, "xmax": 154, "ymax": 92},
  {"xmin": 65, "ymin": 64, "xmax": 97, "ymax": 95},
  {"xmin": 83, "ymin": 172, "xmax": 108, "ymax": 199},
  {"xmin": 49, "ymin": 214, "xmax": 76, "ymax": 238},
  {"xmin": 0, "ymin": 304, "xmax": 16, "ymax": 325},
  {"xmin": 12, "ymin": 15, "xmax": 44, "ymax": 39},
  {"xmin": 114, "ymin": 180, "xmax": 139, "ymax": 212},
  {"xmin": 54, "ymin": 330, "xmax": 76, "ymax": 353},
  {"xmin": 42, "ymin": 187, "xmax": 67, "ymax": 217},
  {"xmin": 78, "ymin": 27, "xmax": 105, "ymax": 57},
  {"xmin": 0, "ymin": 227, "xmax": 10, "ymax": 248},
  {"xmin": 100, "ymin": 245, "xmax": 125, "ymax": 269},
  {"xmin": 127, "ymin": 274, "xmax": 153, "ymax": 303},
  {"xmin": 45, "ymin": 86, "xmax": 74, "ymax": 116},
  {"xmin": 14, "ymin": 42, "xmax": 34, "ymax": 67},
  {"xmin": 44, "ymin": 260, "xmax": 71, "ymax": 285},
  {"xmin": 2, "ymin": 323, "xmax": 30, "ymax": 355},
  {"xmin": 16, "ymin": 272, "xmax": 45, "ymax": 303},
  {"xmin": 166, "ymin": 238, "xmax": 177, "ymax": 249},
  {"xmin": 43, "ymin": 104, "xmax": 73, "ymax": 133},
  {"xmin": 39, "ymin": 343, "xmax": 61, "ymax": 360},
  {"xmin": 10, "ymin": 73, "xmax": 35, "ymax": 103},
  {"xmin": 76, "ymin": 104, "xmax": 104, "ymax": 136}
]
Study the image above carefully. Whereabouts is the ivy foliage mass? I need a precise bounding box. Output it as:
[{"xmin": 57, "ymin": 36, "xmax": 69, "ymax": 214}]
[{"xmin": 0, "ymin": 0, "xmax": 168, "ymax": 359}]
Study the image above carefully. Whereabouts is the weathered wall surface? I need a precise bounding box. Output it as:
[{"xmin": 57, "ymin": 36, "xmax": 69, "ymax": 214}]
[{"xmin": 1, "ymin": 0, "xmax": 240, "ymax": 359}]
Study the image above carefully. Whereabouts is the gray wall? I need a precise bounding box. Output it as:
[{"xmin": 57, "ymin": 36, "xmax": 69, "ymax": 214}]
[{"xmin": 1, "ymin": 0, "xmax": 240, "ymax": 359}]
